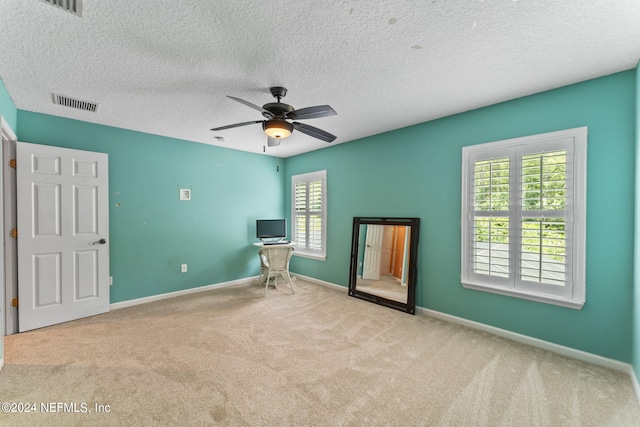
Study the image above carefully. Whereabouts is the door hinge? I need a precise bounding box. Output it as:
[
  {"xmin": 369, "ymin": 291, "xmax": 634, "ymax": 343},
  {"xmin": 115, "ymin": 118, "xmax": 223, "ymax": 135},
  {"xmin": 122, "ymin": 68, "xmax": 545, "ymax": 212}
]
[
  {"xmin": 9, "ymin": 159, "xmax": 16, "ymax": 169},
  {"xmin": 10, "ymin": 228, "xmax": 17, "ymax": 238},
  {"xmin": 11, "ymin": 297, "xmax": 18, "ymax": 308}
]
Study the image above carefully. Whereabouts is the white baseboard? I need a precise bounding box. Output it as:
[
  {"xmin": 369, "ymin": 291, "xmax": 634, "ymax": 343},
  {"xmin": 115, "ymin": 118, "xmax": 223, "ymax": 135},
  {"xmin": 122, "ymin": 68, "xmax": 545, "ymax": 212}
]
[
  {"xmin": 107, "ymin": 274, "xmax": 640, "ymax": 407},
  {"xmin": 290, "ymin": 273, "xmax": 348, "ymax": 292},
  {"xmin": 291, "ymin": 276, "xmax": 629, "ymax": 369},
  {"xmin": 110, "ymin": 277, "xmax": 257, "ymax": 310},
  {"xmin": 284, "ymin": 275, "xmax": 632, "ymax": 372},
  {"xmin": 630, "ymin": 365, "xmax": 640, "ymax": 407},
  {"xmin": 418, "ymin": 306, "xmax": 630, "ymax": 372},
  {"xmin": 109, "ymin": 273, "xmax": 346, "ymax": 311}
]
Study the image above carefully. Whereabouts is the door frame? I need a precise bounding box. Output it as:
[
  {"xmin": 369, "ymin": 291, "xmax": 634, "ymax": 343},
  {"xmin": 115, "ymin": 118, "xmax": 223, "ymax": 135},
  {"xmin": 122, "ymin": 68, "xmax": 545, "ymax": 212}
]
[
  {"xmin": 2, "ymin": 119, "xmax": 17, "ymax": 336},
  {"xmin": 0, "ymin": 115, "xmax": 15, "ymax": 371}
]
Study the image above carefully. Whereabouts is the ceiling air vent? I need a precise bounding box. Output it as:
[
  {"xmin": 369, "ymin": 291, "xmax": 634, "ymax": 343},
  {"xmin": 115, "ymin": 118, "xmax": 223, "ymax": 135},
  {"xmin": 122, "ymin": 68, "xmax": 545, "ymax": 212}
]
[
  {"xmin": 52, "ymin": 94, "xmax": 98, "ymax": 112},
  {"xmin": 39, "ymin": 0, "xmax": 83, "ymax": 17}
]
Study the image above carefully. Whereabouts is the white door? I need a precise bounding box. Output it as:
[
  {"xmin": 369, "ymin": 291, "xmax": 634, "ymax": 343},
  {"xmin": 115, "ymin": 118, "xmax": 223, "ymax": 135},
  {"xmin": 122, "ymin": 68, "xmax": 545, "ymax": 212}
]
[
  {"xmin": 362, "ymin": 224, "xmax": 384, "ymax": 280},
  {"xmin": 17, "ymin": 142, "xmax": 109, "ymax": 332}
]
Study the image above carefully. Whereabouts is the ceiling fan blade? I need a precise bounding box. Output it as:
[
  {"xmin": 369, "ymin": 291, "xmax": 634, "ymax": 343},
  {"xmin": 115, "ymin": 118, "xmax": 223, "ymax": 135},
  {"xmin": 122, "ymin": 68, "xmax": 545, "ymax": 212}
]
[
  {"xmin": 267, "ymin": 137, "xmax": 281, "ymax": 147},
  {"xmin": 210, "ymin": 120, "xmax": 263, "ymax": 131},
  {"xmin": 287, "ymin": 105, "xmax": 337, "ymax": 120},
  {"xmin": 227, "ymin": 96, "xmax": 274, "ymax": 118},
  {"xmin": 293, "ymin": 122, "xmax": 337, "ymax": 143}
]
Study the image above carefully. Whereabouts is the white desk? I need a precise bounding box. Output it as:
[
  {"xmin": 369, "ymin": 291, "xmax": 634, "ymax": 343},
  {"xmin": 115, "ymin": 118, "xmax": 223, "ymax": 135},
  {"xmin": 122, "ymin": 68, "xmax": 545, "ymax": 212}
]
[{"xmin": 253, "ymin": 241, "xmax": 296, "ymax": 248}]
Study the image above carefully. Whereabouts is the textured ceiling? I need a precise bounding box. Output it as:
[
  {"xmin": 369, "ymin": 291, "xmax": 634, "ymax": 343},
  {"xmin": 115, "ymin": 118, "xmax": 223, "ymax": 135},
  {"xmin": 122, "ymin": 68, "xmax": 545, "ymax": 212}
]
[{"xmin": 1, "ymin": 0, "xmax": 639, "ymax": 158}]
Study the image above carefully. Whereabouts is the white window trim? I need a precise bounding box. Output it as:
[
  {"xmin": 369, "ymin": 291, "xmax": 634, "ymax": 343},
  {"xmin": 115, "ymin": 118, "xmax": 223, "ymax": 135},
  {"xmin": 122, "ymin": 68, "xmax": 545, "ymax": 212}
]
[
  {"xmin": 461, "ymin": 127, "xmax": 587, "ymax": 309},
  {"xmin": 291, "ymin": 170, "xmax": 327, "ymax": 261}
]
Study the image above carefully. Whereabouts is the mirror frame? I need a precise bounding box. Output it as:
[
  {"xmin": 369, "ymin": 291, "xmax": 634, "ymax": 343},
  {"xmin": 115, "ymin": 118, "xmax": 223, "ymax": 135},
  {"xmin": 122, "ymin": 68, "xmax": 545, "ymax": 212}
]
[{"xmin": 348, "ymin": 217, "xmax": 420, "ymax": 314}]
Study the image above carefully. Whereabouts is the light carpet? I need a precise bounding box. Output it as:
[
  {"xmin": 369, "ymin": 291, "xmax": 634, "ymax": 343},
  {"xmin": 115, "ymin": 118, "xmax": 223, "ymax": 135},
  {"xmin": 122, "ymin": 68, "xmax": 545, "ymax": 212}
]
[{"xmin": 0, "ymin": 279, "xmax": 639, "ymax": 426}]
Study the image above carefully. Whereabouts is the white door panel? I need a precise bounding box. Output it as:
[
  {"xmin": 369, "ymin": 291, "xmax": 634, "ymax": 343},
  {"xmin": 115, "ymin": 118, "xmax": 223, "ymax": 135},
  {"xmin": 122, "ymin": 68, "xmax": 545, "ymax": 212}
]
[
  {"xmin": 34, "ymin": 253, "xmax": 61, "ymax": 306},
  {"xmin": 362, "ymin": 225, "xmax": 384, "ymax": 280},
  {"xmin": 17, "ymin": 142, "xmax": 109, "ymax": 332}
]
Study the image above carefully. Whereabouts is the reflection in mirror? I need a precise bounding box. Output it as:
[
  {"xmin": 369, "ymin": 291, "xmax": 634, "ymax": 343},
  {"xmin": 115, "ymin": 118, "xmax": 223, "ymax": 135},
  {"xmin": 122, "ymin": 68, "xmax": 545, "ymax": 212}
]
[
  {"xmin": 356, "ymin": 224, "xmax": 411, "ymax": 303},
  {"xmin": 349, "ymin": 217, "xmax": 420, "ymax": 314}
]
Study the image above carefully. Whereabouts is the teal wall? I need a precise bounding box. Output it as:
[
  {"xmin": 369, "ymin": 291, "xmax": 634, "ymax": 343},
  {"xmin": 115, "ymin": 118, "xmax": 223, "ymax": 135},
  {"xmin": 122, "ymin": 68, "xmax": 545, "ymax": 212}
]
[
  {"xmin": 286, "ymin": 70, "xmax": 636, "ymax": 362},
  {"xmin": 0, "ymin": 78, "xmax": 17, "ymax": 131},
  {"xmin": 3, "ymin": 70, "xmax": 639, "ymax": 365},
  {"xmin": 17, "ymin": 112, "xmax": 285, "ymax": 303}
]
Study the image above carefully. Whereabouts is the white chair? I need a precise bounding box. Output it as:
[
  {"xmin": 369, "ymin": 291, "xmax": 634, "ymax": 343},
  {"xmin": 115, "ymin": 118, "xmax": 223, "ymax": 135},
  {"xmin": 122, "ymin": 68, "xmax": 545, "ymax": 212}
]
[{"xmin": 259, "ymin": 246, "xmax": 295, "ymax": 296}]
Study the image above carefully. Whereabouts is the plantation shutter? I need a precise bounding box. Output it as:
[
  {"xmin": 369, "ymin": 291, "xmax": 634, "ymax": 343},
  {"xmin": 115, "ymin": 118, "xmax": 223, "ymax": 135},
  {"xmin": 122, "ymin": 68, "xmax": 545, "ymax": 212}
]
[
  {"xmin": 516, "ymin": 140, "xmax": 574, "ymax": 298},
  {"xmin": 461, "ymin": 127, "xmax": 586, "ymax": 309},
  {"xmin": 292, "ymin": 171, "xmax": 327, "ymax": 259},
  {"xmin": 519, "ymin": 150, "xmax": 568, "ymax": 286},
  {"xmin": 307, "ymin": 179, "xmax": 323, "ymax": 250},
  {"xmin": 294, "ymin": 181, "xmax": 308, "ymax": 248},
  {"xmin": 472, "ymin": 156, "xmax": 511, "ymax": 280}
]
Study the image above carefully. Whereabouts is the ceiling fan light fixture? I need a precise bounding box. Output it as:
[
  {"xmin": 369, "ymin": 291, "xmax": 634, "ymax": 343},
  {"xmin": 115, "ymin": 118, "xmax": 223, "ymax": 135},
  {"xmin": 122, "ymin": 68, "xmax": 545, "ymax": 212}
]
[{"xmin": 263, "ymin": 119, "xmax": 293, "ymax": 139}]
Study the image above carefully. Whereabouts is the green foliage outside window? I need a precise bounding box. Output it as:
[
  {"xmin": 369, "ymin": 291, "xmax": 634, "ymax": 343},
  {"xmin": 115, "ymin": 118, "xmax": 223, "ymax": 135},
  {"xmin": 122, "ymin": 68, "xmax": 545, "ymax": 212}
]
[{"xmin": 473, "ymin": 151, "xmax": 567, "ymax": 281}]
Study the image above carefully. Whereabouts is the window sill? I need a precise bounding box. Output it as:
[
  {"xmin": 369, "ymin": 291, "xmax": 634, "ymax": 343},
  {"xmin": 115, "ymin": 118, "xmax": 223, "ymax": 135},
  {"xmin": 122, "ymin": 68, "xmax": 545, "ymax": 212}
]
[
  {"xmin": 293, "ymin": 252, "xmax": 326, "ymax": 261},
  {"xmin": 461, "ymin": 280, "xmax": 585, "ymax": 310}
]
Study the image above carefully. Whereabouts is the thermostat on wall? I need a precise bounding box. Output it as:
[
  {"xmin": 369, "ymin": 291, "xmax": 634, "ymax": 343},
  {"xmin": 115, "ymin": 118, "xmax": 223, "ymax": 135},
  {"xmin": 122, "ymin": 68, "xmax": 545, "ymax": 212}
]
[{"xmin": 179, "ymin": 188, "xmax": 191, "ymax": 200}]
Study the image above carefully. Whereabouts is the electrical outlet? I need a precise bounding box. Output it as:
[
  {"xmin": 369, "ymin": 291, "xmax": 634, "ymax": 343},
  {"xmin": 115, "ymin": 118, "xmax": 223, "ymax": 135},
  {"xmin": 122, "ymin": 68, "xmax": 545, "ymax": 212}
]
[
  {"xmin": 109, "ymin": 276, "xmax": 113, "ymax": 286},
  {"xmin": 181, "ymin": 264, "xmax": 187, "ymax": 273}
]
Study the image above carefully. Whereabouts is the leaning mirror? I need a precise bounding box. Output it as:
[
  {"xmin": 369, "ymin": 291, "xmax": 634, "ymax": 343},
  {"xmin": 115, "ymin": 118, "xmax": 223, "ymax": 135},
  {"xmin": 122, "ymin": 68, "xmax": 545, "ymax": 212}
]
[{"xmin": 348, "ymin": 217, "xmax": 420, "ymax": 314}]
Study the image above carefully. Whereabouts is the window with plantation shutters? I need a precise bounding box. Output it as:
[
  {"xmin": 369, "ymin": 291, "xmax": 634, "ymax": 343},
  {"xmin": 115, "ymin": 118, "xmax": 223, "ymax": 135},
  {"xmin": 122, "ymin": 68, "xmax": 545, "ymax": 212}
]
[
  {"xmin": 291, "ymin": 170, "xmax": 327, "ymax": 260},
  {"xmin": 461, "ymin": 128, "xmax": 587, "ymax": 309}
]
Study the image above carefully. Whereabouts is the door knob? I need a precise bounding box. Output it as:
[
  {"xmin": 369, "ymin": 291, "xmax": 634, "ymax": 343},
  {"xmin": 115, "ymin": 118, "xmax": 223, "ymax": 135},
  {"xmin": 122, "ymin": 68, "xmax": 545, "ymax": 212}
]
[{"xmin": 93, "ymin": 238, "xmax": 107, "ymax": 245}]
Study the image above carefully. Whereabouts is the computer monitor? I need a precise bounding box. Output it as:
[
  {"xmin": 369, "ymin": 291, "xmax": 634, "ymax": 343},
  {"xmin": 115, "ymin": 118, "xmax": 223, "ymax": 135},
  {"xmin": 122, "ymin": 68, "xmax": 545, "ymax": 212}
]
[{"xmin": 256, "ymin": 219, "xmax": 287, "ymax": 240}]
